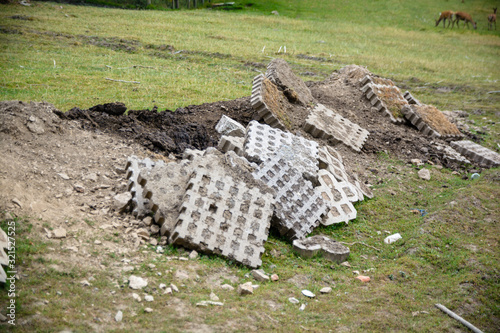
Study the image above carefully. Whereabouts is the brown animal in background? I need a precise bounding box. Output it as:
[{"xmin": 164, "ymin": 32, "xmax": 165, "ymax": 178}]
[
  {"xmin": 436, "ymin": 11, "xmax": 454, "ymax": 28},
  {"xmin": 488, "ymin": 8, "xmax": 497, "ymax": 30},
  {"xmin": 452, "ymin": 11, "xmax": 477, "ymax": 29}
]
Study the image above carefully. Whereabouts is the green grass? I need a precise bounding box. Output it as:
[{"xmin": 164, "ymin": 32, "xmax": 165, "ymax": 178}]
[{"xmin": 0, "ymin": 1, "xmax": 499, "ymax": 332}]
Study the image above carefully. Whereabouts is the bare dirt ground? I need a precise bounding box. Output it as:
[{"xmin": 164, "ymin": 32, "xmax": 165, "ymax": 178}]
[{"xmin": 0, "ymin": 65, "xmax": 488, "ymax": 331}]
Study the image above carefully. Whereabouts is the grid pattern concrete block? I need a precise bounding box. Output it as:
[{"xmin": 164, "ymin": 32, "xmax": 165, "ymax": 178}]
[
  {"xmin": 250, "ymin": 74, "xmax": 286, "ymax": 130},
  {"xmin": 125, "ymin": 156, "xmax": 164, "ymax": 217},
  {"xmin": 304, "ymin": 104, "xmax": 369, "ymax": 152},
  {"xmin": 401, "ymin": 105, "xmax": 463, "ymax": 140},
  {"xmin": 253, "ymin": 152, "xmax": 328, "ymax": 240},
  {"xmin": 404, "ymin": 91, "xmax": 422, "ymax": 106},
  {"xmin": 316, "ymin": 170, "xmax": 357, "ymax": 225},
  {"xmin": 450, "ymin": 140, "xmax": 500, "ymax": 168},
  {"xmin": 317, "ymin": 146, "xmax": 373, "ymax": 200},
  {"xmin": 218, "ymin": 135, "xmax": 244, "ymax": 156},
  {"xmin": 293, "ymin": 235, "xmax": 350, "ymax": 263},
  {"xmin": 171, "ymin": 169, "xmax": 274, "ymax": 268},
  {"xmin": 360, "ymin": 75, "xmax": 407, "ymax": 124},
  {"xmin": 215, "ymin": 115, "xmax": 246, "ymax": 137},
  {"xmin": 244, "ymin": 120, "xmax": 319, "ymax": 179},
  {"xmin": 265, "ymin": 58, "xmax": 315, "ymax": 106},
  {"xmin": 139, "ymin": 160, "xmax": 193, "ymax": 238}
]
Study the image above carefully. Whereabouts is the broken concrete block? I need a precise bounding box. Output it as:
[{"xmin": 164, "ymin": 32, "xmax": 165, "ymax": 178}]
[
  {"xmin": 215, "ymin": 115, "xmax": 246, "ymax": 137},
  {"xmin": 128, "ymin": 275, "xmax": 148, "ymax": 289},
  {"xmin": 265, "ymin": 58, "xmax": 314, "ymax": 106},
  {"xmin": 218, "ymin": 135, "xmax": 244, "ymax": 156},
  {"xmin": 237, "ymin": 282, "xmax": 254, "ymax": 295},
  {"xmin": 418, "ymin": 169, "xmax": 431, "ymax": 180},
  {"xmin": 402, "ymin": 105, "xmax": 463, "ymax": 140},
  {"xmin": 250, "ymin": 74, "xmax": 287, "ymax": 130},
  {"xmin": 320, "ymin": 287, "xmax": 332, "ymax": 294},
  {"xmin": 244, "ymin": 121, "xmax": 318, "ymax": 180},
  {"xmin": 304, "ymin": 104, "xmax": 369, "ymax": 152},
  {"xmin": 317, "ymin": 146, "xmax": 373, "ymax": 200},
  {"xmin": 52, "ymin": 228, "xmax": 67, "ymax": 239},
  {"xmin": 360, "ymin": 75, "xmax": 408, "ymax": 124},
  {"xmin": 113, "ymin": 192, "xmax": 132, "ymax": 212},
  {"xmin": 0, "ymin": 229, "xmax": 7, "ymax": 284},
  {"xmin": 450, "ymin": 140, "xmax": 500, "ymax": 168},
  {"xmin": 139, "ymin": 159, "xmax": 193, "ymax": 238},
  {"xmin": 251, "ymin": 269, "xmax": 270, "ymax": 282},
  {"xmin": 316, "ymin": 170, "xmax": 357, "ymax": 225},
  {"xmin": 125, "ymin": 156, "xmax": 164, "ymax": 217},
  {"xmin": 253, "ymin": 150, "xmax": 328, "ymax": 240},
  {"xmin": 293, "ymin": 235, "xmax": 350, "ymax": 263},
  {"xmin": 170, "ymin": 154, "xmax": 275, "ymax": 268},
  {"xmin": 434, "ymin": 144, "xmax": 471, "ymax": 164},
  {"xmin": 404, "ymin": 91, "xmax": 422, "ymax": 106}
]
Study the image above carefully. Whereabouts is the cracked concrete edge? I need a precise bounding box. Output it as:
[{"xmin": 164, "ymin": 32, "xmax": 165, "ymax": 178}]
[
  {"xmin": 0, "ymin": 228, "xmax": 7, "ymax": 283},
  {"xmin": 401, "ymin": 105, "xmax": 463, "ymax": 140},
  {"xmin": 215, "ymin": 115, "xmax": 246, "ymax": 138},
  {"xmin": 250, "ymin": 74, "xmax": 286, "ymax": 130},
  {"xmin": 304, "ymin": 104, "xmax": 369, "ymax": 152},
  {"xmin": 450, "ymin": 140, "xmax": 500, "ymax": 168},
  {"xmin": 125, "ymin": 156, "xmax": 164, "ymax": 217},
  {"xmin": 434, "ymin": 144, "xmax": 471, "ymax": 164},
  {"xmin": 316, "ymin": 170, "xmax": 357, "ymax": 225},
  {"xmin": 360, "ymin": 75, "xmax": 406, "ymax": 124}
]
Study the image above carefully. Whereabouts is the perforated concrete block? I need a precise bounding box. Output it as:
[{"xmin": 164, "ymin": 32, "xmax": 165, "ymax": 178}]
[
  {"xmin": 434, "ymin": 144, "xmax": 471, "ymax": 164},
  {"xmin": 125, "ymin": 156, "xmax": 164, "ymax": 217},
  {"xmin": 218, "ymin": 135, "xmax": 244, "ymax": 156},
  {"xmin": 0, "ymin": 228, "xmax": 8, "ymax": 283},
  {"xmin": 244, "ymin": 121, "xmax": 318, "ymax": 180},
  {"xmin": 317, "ymin": 146, "xmax": 373, "ymax": 200},
  {"xmin": 139, "ymin": 159, "xmax": 194, "ymax": 238},
  {"xmin": 253, "ymin": 150, "xmax": 328, "ymax": 240},
  {"xmin": 360, "ymin": 75, "xmax": 407, "ymax": 124},
  {"xmin": 215, "ymin": 115, "xmax": 246, "ymax": 137},
  {"xmin": 450, "ymin": 140, "xmax": 500, "ymax": 168},
  {"xmin": 404, "ymin": 91, "xmax": 421, "ymax": 106},
  {"xmin": 293, "ymin": 235, "xmax": 349, "ymax": 263},
  {"xmin": 402, "ymin": 105, "xmax": 463, "ymax": 140},
  {"xmin": 171, "ymin": 168, "xmax": 275, "ymax": 268},
  {"xmin": 250, "ymin": 74, "xmax": 286, "ymax": 130},
  {"xmin": 304, "ymin": 104, "xmax": 369, "ymax": 152},
  {"xmin": 265, "ymin": 58, "xmax": 314, "ymax": 106},
  {"xmin": 316, "ymin": 170, "xmax": 357, "ymax": 225}
]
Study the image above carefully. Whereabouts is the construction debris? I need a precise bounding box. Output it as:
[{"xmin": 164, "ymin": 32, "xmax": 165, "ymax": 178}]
[{"xmin": 293, "ymin": 235, "xmax": 350, "ymax": 263}]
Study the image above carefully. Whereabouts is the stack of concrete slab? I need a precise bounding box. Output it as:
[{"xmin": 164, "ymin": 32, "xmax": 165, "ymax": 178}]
[
  {"xmin": 251, "ymin": 74, "xmax": 288, "ymax": 130},
  {"xmin": 360, "ymin": 75, "xmax": 408, "ymax": 124}
]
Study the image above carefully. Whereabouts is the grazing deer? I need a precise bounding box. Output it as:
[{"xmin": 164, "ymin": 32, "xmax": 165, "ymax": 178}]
[
  {"xmin": 452, "ymin": 11, "xmax": 477, "ymax": 29},
  {"xmin": 436, "ymin": 11, "xmax": 454, "ymax": 28},
  {"xmin": 488, "ymin": 8, "xmax": 497, "ymax": 30}
]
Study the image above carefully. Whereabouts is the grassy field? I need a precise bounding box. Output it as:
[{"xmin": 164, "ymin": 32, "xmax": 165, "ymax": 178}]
[{"xmin": 1, "ymin": 0, "xmax": 499, "ymax": 332}]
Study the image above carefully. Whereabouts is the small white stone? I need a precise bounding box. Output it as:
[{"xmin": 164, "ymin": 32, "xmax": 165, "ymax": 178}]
[
  {"xmin": 320, "ymin": 287, "xmax": 332, "ymax": 294},
  {"xmin": 164, "ymin": 287, "xmax": 173, "ymax": 295},
  {"xmin": 288, "ymin": 297, "xmax": 300, "ymax": 304},
  {"xmin": 52, "ymin": 228, "xmax": 67, "ymax": 239},
  {"xmin": 301, "ymin": 290, "xmax": 315, "ymax": 298},
  {"xmin": 251, "ymin": 269, "xmax": 270, "ymax": 282},
  {"xmin": 94, "ymin": 240, "xmax": 102, "ymax": 245},
  {"xmin": 145, "ymin": 295, "xmax": 154, "ymax": 302},
  {"xmin": 128, "ymin": 275, "xmax": 148, "ymax": 290},
  {"xmin": 384, "ymin": 233, "xmax": 402, "ymax": 244},
  {"xmin": 418, "ymin": 169, "xmax": 431, "ymax": 181},
  {"xmin": 221, "ymin": 284, "xmax": 234, "ymax": 291},
  {"xmin": 237, "ymin": 282, "xmax": 253, "ymax": 295},
  {"xmin": 144, "ymin": 308, "xmax": 153, "ymax": 313},
  {"xmin": 132, "ymin": 293, "xmax": 141, "ymax": 302},
  {"xmin": 210, "ymin": 292, "xmax": 219, "ymax": 301},
  {"xmin": 115, "ymin": 310, "xmax": 123, "ymax": 322},
  {"xmin": 189, "ymin": 250, "xmax": 198, "ymax": 259},
  {"xmin": 299, "ymin": 304, "xmax": 306, "ymax": 311},
  {"xmin": 159, "ymin": 283, "xmax": 167, "ymax": 290}
]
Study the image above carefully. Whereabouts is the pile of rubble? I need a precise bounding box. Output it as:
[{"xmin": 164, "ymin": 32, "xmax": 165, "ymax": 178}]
[{"xmin": 114, "ymin": 59, "xmax": 499, "ymax": 269}]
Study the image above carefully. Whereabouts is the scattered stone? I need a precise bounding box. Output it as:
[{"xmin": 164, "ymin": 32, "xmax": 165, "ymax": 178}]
[
  {"xmin": 159, "ymin": 283, "xmax": 166, "ymax": 290},
  {"xmin": 164, "ymin": 287, "xmax": 173, "ymax": 295},
  {"xmin": 0, "ymin": 313, "xmax": 7, "ymax": 322},
  {"xmin": 149, "ymin": 238, "xmax": 158, "ymax": 246},
  {"xmin": 340, "ymin": 261, "xmax": 351, "ymax": 268},
  {"xmin": 320, "ymin": 287, "xmax": 332, "ymax": 294},
  {"xmin": 293, "ymin": 235, "xmax": 350, "ymax": 263},
  {"xmin": 132, "ymin": 293, "xmax": 141, "ymax": 302},
  {"xmin": 189, "ymin": 250, "xmax": 198, "ymax": 260},
  {"xmin": 301, "ymin": 290, "xmax": 315, "ymax": 298},
  {"xmin": 58, "ymin": 173, "xmax": 70, "ymax": 180},
  {"xmin": 113, "ymin": 192, "xmax": 132, "ymax": 212},
  {"xmin": 150, "ymin": 225, "xmax": 160, "ymax": 234},
  {"xmin": 221, "ymin": 284, "xmax": 234, "ymax": 291},
  {"xmin": 299, "ymin": 304, "xmax": 306, "ymax": 311},
  {"xmin": 94, "ymin": 240, "xmax": 101, "ymax": 245},
  {"xmin": 128, "ymin": 275, "xmax": 148, "ymax": 290},
  {"xmin": 145, "ymin": 295, "xmax": 154, "ymax": 302},
  {"xmin": 251, "ymin": 269, "xmax": 270, "ymax": 282},
  {"xmin": 143, "ymin": 216, "xmax": 153, "ymax": 226},
  {"xmin": 196, "ymin": 301, "xmax": 224, "ymax": 307},
  {"xmin": 355, "ymin": 275, "xmax": 371, "ymax": 283},
  {"xmin": 170, "ymin": 284, "xmax": 179, "ymax": 293},
  {"xmin": 237, "ymin": 282, "xmax": 254, "ymax": 295},
  {"xmin": 115, "ymin": 310, "xmax": 123, "ymax": 322},
  {"xmin": 288, "ymin": 297, "xmax": 300, "ymax": 304},
  {"xmin": 418, "ymin": 169, "xmax": 431, "ymax": 180},
  {"xmin": 384, "ymin": 233, "xmax": 402, "ymax": 244},
  {"xmin": 270, "ymin": 274, "xmax": 279, "ymax": 282},
  {"xmin": 73, "ymin": 184, "xmax": 85, "ymax": 193},
  {"xmin": 174, "ymin": 270, "xmax": 190, "ymax": 280},
  {"xmin": 210, "ymin": 292, "xmax": 219, "ymax": 301},
  {"xmin": 80, "ymin": 280, "xmax": 91, "ymax": 287},
  {"xmin": 52, "ymin": 228, "xmax": 67, "ymax": 239},
  {"xmin": 144, "ymin": 308, "xmax": 153, "ymax": 313},
  {"xmin": 11, "ymin": 198, "xmax": 22, "ymax": 208},
  {"xmin": 215, "ymin": 115, "xmax": 246, "ymax": 137}
]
